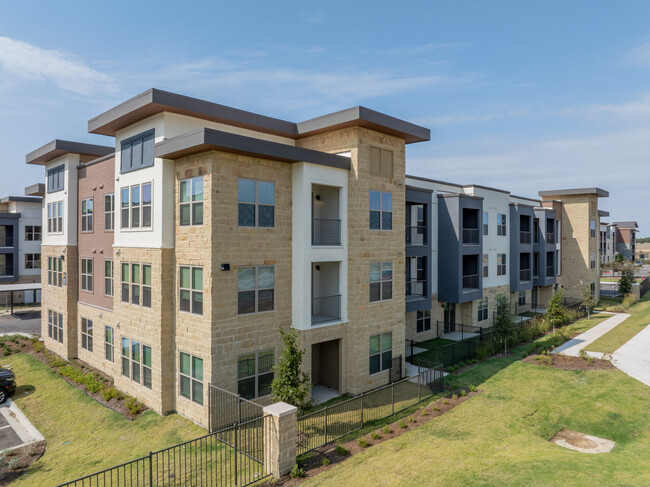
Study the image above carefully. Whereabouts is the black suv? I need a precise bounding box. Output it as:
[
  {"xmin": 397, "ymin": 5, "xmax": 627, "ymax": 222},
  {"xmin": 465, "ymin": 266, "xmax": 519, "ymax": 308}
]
[{"xmin": 0, "ymin": 368, "xmax": 16, "ymax": 403}]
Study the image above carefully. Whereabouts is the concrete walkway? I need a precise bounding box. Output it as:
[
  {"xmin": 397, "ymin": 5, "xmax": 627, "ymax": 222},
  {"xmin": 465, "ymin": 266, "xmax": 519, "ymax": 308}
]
[
  {"xmin": 611, "ymin": 325, "xmax": 650, "ymax": 387},
  {"xmin": 553, "ymin": 312, "xmax": 629, "ymax": 357}
]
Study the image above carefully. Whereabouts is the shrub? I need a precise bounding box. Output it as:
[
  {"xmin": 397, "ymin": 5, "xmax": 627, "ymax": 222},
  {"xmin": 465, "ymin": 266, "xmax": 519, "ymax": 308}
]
[
  {"xmin": 432, "ymin": 406, "xmax": 441, "ymax": 411},
  {"xmin": 84, "ymin": 373, "xmax": 104, "ymax": 394},
  {"xmin": 451, "ymin": 393, "xmax": 458, "ymax": 400},
  {"xmin": 2, "ymin": 349, "xmax": 11, "ymax": 357},
  {"xmin": 271, "ymin": 328, "xmax": 310, "ymax": 409},
  {"xmin": 469, "ymin": 384, "xmax": 477, "ymax": 392},
  {"xmin": 477, "ymin": 341, "xmax": 496, "ymax": 361},
  {"xmin": 49, "ymin": 358, "xmax": 68, "ymax": 368},
  {"xmin": 398, "ymin": 420, "xmax": 407, "ymax": 428},
  {"xmin": 382, "ymin": 425, "xmax": 391, "ymax": 434},
  {"xmin": 289, "ymin": 465, "xmax": 305, "ymax": 478},
  {"xmin": 320, "ymin": 456, "xmax": 330, "ymax": 467},
  {"xmin": 421, "ymin": 408, "xmax": 429, "ymax": 416},
  {"xmin": 370, "ymin": 431, "xmax": 381, "ymax": 440},
  {"xmin": 102, "ymin": 387, "xmax": 120, "ymax": 402},
  {"xmin": 335, "ymin": 444, "xmax": 349, "ymax": 456},
  {"xmin": 460, "ymin": 390, "xmax": 467, "ymax": 397},
  {"xmin": 442, "ymin": 400, "xmax": 449, "ymax": 405},
  {"xmin": 357, "ymin": 437, "xmax": 370, "ymax": 448},
  {"xmin": 59, "ymin": 364, "xmax": 86, "ymax": 383},
  {"xmin": 408, "ymin": 415, "xmax": 415, "ymax": 423},
  {"xmin": 125, "ymin": 396, "xmax": 144, "ymax": 415}
]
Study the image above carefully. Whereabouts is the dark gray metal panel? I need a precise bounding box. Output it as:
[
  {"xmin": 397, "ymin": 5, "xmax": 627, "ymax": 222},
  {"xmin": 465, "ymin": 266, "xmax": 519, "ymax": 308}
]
[
  {"xmin": 0, "ymin": 214, "xmax": 20, "ymax": 283},
  {"xmin": 0, "ymin": 196, "xmax": 42, "ymax": 204},
  {"xmin": 405, "ymin": 187, "xmax": 432, "ymax": 313},
  {"xmin": 26, "ymin": 139, "xmax": 113, "ymax": 165},
  {"xmin": 154, "ymin": 128, "xmax": 351, "ymax": 170},
  {"xmin": 24, "ymin": 183, "xmax": 45, "ymax": 197}
]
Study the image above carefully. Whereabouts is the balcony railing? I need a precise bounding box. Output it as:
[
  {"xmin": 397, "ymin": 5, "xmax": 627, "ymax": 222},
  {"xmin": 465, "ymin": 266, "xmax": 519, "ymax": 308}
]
[
  {"xmin": 520, "ymin": 231, "xmax": 531, "ymax": 245},
  {"xmin": 0, "ymin": 266, "xmax": 14, "ymax": 277},
  {"xmin": 546, "ymin": 266, "xmax": 555, "ymax": 277},
  {"xmin": 462, "ymin": 274, "xmax": 479, "ymax": 290},
  {"xmin": 312, "ymin": 295, "xmax": 341, "ymax": 325},
  {"xmin": 520, "ymin": 269, "xmax": 531, "ymax": 282},
  {"xmin": 462, "ymin": 228, "xmax": 479, "ymax": 245},
  {"xmin": 547, "ymin": 232, "xmax": 555, "ymax": 244},
  {"xmin": 0, "ymin": 237, "xmax": 14, "ymax": 248},
  {"xmin": 312, "ymin": 219, "xmax": 341, "ymax": 246},
  {"xmin": 406, "ymin": 225, "xmax": 427, "ymax": 245},
  {"xmin": 406, "ymin": 279, "xmax": 426, "ymax": 297}
]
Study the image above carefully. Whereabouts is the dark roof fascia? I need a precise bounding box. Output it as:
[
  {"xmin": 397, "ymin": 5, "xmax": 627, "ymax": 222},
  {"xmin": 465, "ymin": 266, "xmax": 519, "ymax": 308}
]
[
  {"xmin": 406, "ymin": 174, "xmax": 464, "ymax": 189},
  {"xmin": 538, "ymin": 187, "xmax": 609, "ymax": 198},
  {"xmin": 405, "ymin": 185, "xmax": 433, "ymax": 194},
  {"xmin": 26, "ymin": 140, "xmax": 114, "ymax": 166},
  {"xmin": 612, "ymin": 221, "xmax": 638, "ymax": 229},
  {"xmin": 0, "ymin": 212, "xmax": 20, "ymax": 219},
  {"xmin": 598, "ymin": 210, "xmax": 610, "ymax": 217},
  {"xmin": 511, "ymin": 194, "xmax": 541, "ymax": 204},
  {"xmin": 437, "ymin": 193, "xmax": 483, "ymax": 201},
  {"xmin": 78, "ymin": 153, "xmax": 115, "ymax": 169},
  {"xmin": 154, "ymin": 128, "xmax": 351, "ymax": 170},
  {"xmin": 0, "ymin": 196, "xmax": 42, "ymax": 204},
  {"xmin": 24, "ymin": 183, "xmax": 45, "ymax": 197}
]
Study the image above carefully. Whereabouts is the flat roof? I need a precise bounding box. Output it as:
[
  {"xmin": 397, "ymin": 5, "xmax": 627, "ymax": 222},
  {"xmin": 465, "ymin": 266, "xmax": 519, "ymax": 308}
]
[
  {"xmin": 405, "ymin": 175, "xmax": 512, "ymax": 195},
  {"xmin": 154, "ymin": 128, "xmax": 351, "ymax": 170},
  {"xmin": 511, "ymin": 194, "xmax": 541, "ymax": 204},
  {"xmin": 538, "ymin": 187, "xmax": 609, "ymax": 198},
  {"xmin": 598, "ymin": 210, "xmax": 610, "ymax": 217},
  {"xmin": 26, "ymin": 140, "xmax": 114, "ymax": 166},
  {"xmin": 0, "ymin": 196, "xmax": 42, "ymax": 204},
  {"xmin": 89, "ymin": 88, "xmax": 430, "ymax": 144},
  {"xmin": 24, "ymin": 183, "xmax": 45, "ymax": 197},
  {"xmin": 0, "ymin": 283, "xmax": 42, "ymax": 292},
  {"xmin": 612, "ymin": 221, "xmax": 638, "ymax": 229}
]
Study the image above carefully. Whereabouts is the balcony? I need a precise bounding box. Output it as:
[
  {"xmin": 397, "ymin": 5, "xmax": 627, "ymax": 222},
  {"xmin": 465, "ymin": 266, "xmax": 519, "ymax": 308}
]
[
  {"xmin": 0, "ymin": 237, "xmax": 13, "ymax": 248},
  {"xmin": 312, "ymin": 218, "xmax": 341, "ymax": 246},
  {"xmin": 406, "ymin": 279, "xmax": 426, "ymax": 298},
  {"xmin": 406, "ymin": 225, "xmax": 427, "ymax": 245},
  {"xmin": 312, "ymin": 295, "xmax": 341, "ymax": 325},
  {"xmin": 520, "ymin": 231, "xmax": 531, "ymax": 245},
  {"xmin": 462, "ymin": 228, "xmax": 479, "ymax": 245},
  {"xmin": 546, "ymin": 266, "xmax": 555, "ymax": 277},
  {"xmin": 520, "ymin": 269, "xmax": 531, "ymax": 282},
  {"xmin": 462, "ymin": 274, "xmax": 479, "ymax": 290}
]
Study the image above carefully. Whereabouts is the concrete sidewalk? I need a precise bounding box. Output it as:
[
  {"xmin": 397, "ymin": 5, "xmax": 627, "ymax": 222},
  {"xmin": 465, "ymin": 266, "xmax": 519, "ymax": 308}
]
[
  {"xmin": 553, "ymin": 312, "xmax": 629, "ymax": 357},
  {"xmin": 611, "ymin": 325, "xmax": 650, "ymax": 387}
]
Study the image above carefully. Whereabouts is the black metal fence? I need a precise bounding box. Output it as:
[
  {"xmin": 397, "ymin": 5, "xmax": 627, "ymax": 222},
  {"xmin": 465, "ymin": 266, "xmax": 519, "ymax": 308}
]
[
  {"xmin": 209, "ymin": 384, "xmax": 265, "ymax": 433},
  {"xmin": 311, "ymin": 295, "xmax": 342, "ymax": 324},
  {"xmin": 296, "ymin": 363, "xmax": 444, "ymax": 456},
  {"xmin": 312, "ymin": 218, "xmax": 341, "ymax": 246},
  {"xmin": 462, "ymin": 228, "xmax": 479, "ymax": 245},
  {"xmin": 406, "ymin": 225, "xmax": 427, "ymax": 245}
]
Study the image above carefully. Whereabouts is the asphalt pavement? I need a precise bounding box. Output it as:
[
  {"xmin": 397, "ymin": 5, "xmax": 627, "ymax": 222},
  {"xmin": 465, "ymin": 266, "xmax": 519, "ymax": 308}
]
[{"xmin": 0, "ymin": 311, "xmax": 41, "ymax": 336}]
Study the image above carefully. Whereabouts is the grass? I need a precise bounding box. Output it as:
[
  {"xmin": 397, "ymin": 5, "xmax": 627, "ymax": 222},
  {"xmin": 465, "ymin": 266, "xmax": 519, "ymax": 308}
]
[
  {"xmin": 600, "ymin": 277, "xmax": 640, "ymax": 283},
  {"xmin": 413, "ymin": 337, "xmax": 455, "ymax": 348},
  {"xmin": 595, "ymin": 296, "xmax": 623, "ymax": 311},
  {"xmin": 586, "ymin": 292, "xmax": 650, "ymax": 354},
  {"xmin": 4, "ymin": 353, "xmax": 206, "ymax": 486},
  {"xmin": 303, "ymin": 338, "xmax": 650, "ymax": 487},
  {"xmin": 568, "ymin": 314, "xmax": 609, "ymax": 334}
]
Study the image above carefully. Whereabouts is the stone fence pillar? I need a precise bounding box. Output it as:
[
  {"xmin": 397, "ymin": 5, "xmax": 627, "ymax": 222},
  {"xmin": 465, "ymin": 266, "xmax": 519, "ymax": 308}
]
[{"xmin": 263, "ymin": 402, "xmax": 298, "ymax": 478}]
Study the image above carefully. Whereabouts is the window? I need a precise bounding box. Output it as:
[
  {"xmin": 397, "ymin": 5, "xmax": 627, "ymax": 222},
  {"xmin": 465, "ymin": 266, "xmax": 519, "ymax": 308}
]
[
  {"xmin": 483, "ymin": 212, "xmax": 489, "ymax": 235},
  {"xmin": 121, "ymin": 338, "xmax": 152, "ymax": 389},
  {"xmin": 105, "ymin": 326, "xmax": 114, "ymax": 362},
  {"xmin": 81, "ymin": 198, "xmax": 93, "ymax": 232},
  {"xmin": 518, "ymin": 291, "xmax": 526, "ymax": 306},
  {"xmin": 497, "ymin": 214, "xmax": 507, "ymax": 236},
  {"xmin": 416, "ymin": 309, "xmax": 431, "ymax": 333},
  {"xmin": 121, "ymin": 263, "xmax": 129, "ymax": 303},
  {"xmin": 142, "ymin": 345, "xmax": 152, "ymax": 389},
  {"xmin": 369, "ymin": 191, "xmax": 392, "ymax": 230},
  {"xmin": 497, "ymin": 254, "xmax": 507, "ymax": 276},
  {"xmin": 120, "ymin": 130, "xmax": 154, "ymax": 173},
  {"xmin": 48, "ymin": 256, "xmax": 63, "ymax": 287},
  {"xmin": 179, "ymin": 266, "xmax": 203, "ymax": 314},
  {"xmin": 142, "ymin": 265, "xmax": 152, "ymax": 308},
  {"xmin": 478, "ymin": 298, "xmax": 488, "ymax": 322},
  {"xmin": 121, "ymin": 338, "xmax": 130, "ymax": 378},
  {"xmin": 237, "ymin": 266, "xmax": 274, "ymax": 314},
  {"xmin": 120, "ymin": 183, "xmax": 152, "ymax": 229},
  {"xmin": 104, "ymin": 260, "xmax": 113, "ymax": 296},
  {"xmin": 0, "ymin": 255, "xmax": 12, "ymax": 277},
  {"xmin": 81, "ymin": 258, "xmax": 93, "ymax": 292},
  {"xmin": 48, "ymin": 310, "xmax": 63, "ymax": 343},
  {"xmin": 131, "ymin": 340, "xmax": 141, "ymax": 383},
  {"xmin": 120, "ymin": 262, "xmax": 151, "ymax": 307},
  {"xmin": 180, "ymin": 177, "xmax": 204, "ymax": 226},
  {"xmin": 483, "ymin": 254, "xmax": 489, "ymax": 278},
  {"xmin": 47, "ymin": 201, "xmax": 63, "ymax": 233},
  {"xmin": 131, "ymin": 263, "xmax": 140, "ymax": 305},
  {"xmin": 590, "ymin": 283, "xmax": 595, "ymax": 295},
  {"xmin": 237, "ymin": 350, "xmax": 274, "ymax": 400},
  {"xmin": 590, "ymin": 220, "xmax": 596, "ymax": 238},
  {"xmin": 81, "ymin": 318, "xmax": 93, "ymax": 352},
  {"xmin": 369, "ymin": 332, "xmax": 392, "ymax": 375},
  {"xmin": 47, "ymin": 165, "xmax": 64, "ymax": 193},
  {"xmin": 25, "ymin": 253, "xmax": 41, "ymax": 269},
  {"xmin": 369, "ymin": 146, "xmax": 393, "ymax": 177},
  {"xmin": 179, "ymin": 352, "xmax": 203, "ymax": 405},
  {"xmin": 25, "ymin": 225, "xmax": 41, "ymax": 241},
  {"xmin": 370, "ymin": 262, "xmax": 393, "ymax": 302},
  {"xmin": 105, "ymin": 194, "xmax": 115, "ymax": 231},
  {"xmin": 238, "ymin": 179, "xmax": 274, "ymax": 227},
  {"xmin": 590, "ymin": 251, "xmax": 596, "ymax": 269}
]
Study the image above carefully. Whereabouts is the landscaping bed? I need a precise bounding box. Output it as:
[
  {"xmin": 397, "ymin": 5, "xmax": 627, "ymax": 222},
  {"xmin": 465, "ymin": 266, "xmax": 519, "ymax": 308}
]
[
  {"xmin": 523, "ymin": 353, "xmax": 614, "ymax": 370},
  {"xmin": 0, "ymin": 442, "xmax": 46, "ymax": 486}
]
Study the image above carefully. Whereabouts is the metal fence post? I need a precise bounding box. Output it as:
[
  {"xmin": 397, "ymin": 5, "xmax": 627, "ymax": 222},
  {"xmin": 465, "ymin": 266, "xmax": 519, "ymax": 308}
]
[
  {"xmin": 234, "ymin": 422, "xmax": 239, "ymax": 486},
  {"xmin": 418, "ymin": 370, "xmax": 421, "ymax": 403},
  {"xmin": 360, "ymin": 392, "xmax": 364, "ymax": 427},
  {"xmin": 391, "ymin": 383, "xmax": 395, "ymax": 416},
  {"xmin": 148, "ymin": 451, "xmax": 153, "ymax": 487},
  {"xmin": 324, "ymin": 406, "xmax": 328, "ymax": 445}
]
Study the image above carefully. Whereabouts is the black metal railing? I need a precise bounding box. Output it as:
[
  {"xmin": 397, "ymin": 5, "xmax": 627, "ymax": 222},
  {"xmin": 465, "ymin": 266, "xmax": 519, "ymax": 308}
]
[
  {"xmin": 312, "ymin": 295, "xmax": 341, "ymax": 324},
  {"xmin": 520, "ymin": 269, "xmax": 531, "ymax": 282},
  {"xmin": 312, "ymin": 218, "xmax": 341, "ymax": 246},
  {"xmin": 462, "ymin": 274, "xmax": 479, "ymax": 290},
  {"xmin": 462, "ymin": 228, "xmax": 479, "ymax": 245},
  {"xmin": 406, "ymin": 279, "xmax": 426, "ymax": 297},
  {"xmin": 406, "ymin": 225, "xmax": 427, "ymax": 245},
  {"xmin": 520, "ymin": 231, "xmax": 531, "ymax": 245},
  {"xmin": 209, "ymin": 384, "xmax": 265, "ymax": 433},
  {"xmin": 547, "ymin": 232, "xmax": 555, "ymax": 244},
  {"xmin": 546, "ymin": 266, "xmax": 555, "ymax": 277}
]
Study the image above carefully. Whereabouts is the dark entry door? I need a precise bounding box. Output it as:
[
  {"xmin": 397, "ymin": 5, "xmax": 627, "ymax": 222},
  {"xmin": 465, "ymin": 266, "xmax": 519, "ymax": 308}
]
[{"xmin": 444, "ymin": 303, "xmax": 456, "ymax": 333}]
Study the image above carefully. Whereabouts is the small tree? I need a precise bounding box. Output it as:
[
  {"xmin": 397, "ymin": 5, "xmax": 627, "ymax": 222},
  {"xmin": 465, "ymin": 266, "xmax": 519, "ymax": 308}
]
[
  {"xmin": 493, "ymin": 295, "xmax": 514, "ymax": 354},
  {"xmin": 581, "ymin": 285, "xmax": 596, "ymax": 319},
  {"xmin": 271, "ymin": 328, "xmax": 310, "ymax": 410},
  {"xmin": 546, "ymin": 288, "xmax": 566, "ymax": 333},
  {"xmin": 618, "ymin": 263, "xmax": 634, "ymax": 296}
]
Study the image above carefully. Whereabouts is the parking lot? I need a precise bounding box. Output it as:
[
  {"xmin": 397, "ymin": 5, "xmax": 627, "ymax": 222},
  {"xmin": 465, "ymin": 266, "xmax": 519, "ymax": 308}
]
[{"xmin": 0, "ymin": 310, "xmax": 41, "ymax": 336}]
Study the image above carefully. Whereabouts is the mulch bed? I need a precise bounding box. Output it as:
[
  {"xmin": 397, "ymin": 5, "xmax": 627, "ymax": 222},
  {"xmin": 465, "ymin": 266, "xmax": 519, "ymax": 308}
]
[
  {"xmin": 523, "ymin": 354, "xmax": 614, "ymax": 370},
  {"xmin": 0, "ymin": 441, "xmax": 46, "ymax": 486},
  {"xmin": 265, "ymin": 388, "xmax": 481, "ymax": 486}
]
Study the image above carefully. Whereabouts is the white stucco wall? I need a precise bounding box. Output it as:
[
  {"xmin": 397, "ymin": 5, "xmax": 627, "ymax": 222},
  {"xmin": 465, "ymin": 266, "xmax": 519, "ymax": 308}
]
[{"xmin": 42, "ymin": 153, "xmax": 79, "ymax": 247}]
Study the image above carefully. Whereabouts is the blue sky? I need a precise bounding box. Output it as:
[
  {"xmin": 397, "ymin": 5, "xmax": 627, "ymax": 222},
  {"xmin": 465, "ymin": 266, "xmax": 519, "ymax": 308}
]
[{"xmin": 1, "ymin": 1, "xmax": 649, "ymax": 234}]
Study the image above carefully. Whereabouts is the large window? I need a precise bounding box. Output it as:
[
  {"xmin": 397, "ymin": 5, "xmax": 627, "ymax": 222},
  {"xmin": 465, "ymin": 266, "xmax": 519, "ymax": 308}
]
[
  {"xmin": 121, "ymin": 262, "xmax": 152, "ymax": 308},
  {"xmin": 81, "ymin": 198, "xmax": 93, "ymax": 232},
  {"xmin": 104, "ymin": 260, "xmax": 113, "ymax": 296},
  {"xmin": 48, "ymin": 256, "xmax": 63, "ymax": 287},
  {"xmin": 47, "ymin": 165, "xmax": 64, "ymax": 193},
  {"xmin": 25, "ymin": 225, "xmax": 41, "ymax": 241},
  {"xmin": 497, "ymin": 254, "xmax": 507, "ymax": 276},
  {"xmin": 483, "ymin": 254, "xmax": 489, "ymax": 278},
  {"xmin": 81, "ymin": 258, "xmax": 93, "ymax": 292},
  {"xmin": 81, "ymin": 318, "xmax": 93, "ymax": 352},
  {"xmin": 121, "ymin": 338, "xmax": 152, "ymax": 389},
  {"xmin": 25, "ymin": 253, "xmax": 41, "ymax": 269},
  {"xmin": 483, "ymin": 212, "xmax": 489, "ymax": 235},
  {"xmin": 238, "ymin": 179, "xmax": 274, "ymax": 227},
  {"xmin": 369, "ymin": 191, "xmax": 392, "ymax": 230},
  {"xmin": 369, "ymin": 146, "xmax": 393, "ymax": 177},
  {"xmin": 237, "ymin": 350, "xmax": 274, "ymax": 400},
  {"xmin": 105, "ymin": 194, "xmax": 115, "ymax": 231},
  {"xmin": 179, "ymin": 352, "xmax": 203, "ymax": 405},
  {"xmin": 120, "ymin": 130, "xmax": 154, "ymax": 173},
  {"xmin": 48, "ymin": 310, "xmax": 63, "ymax": 343},
  {"xmin": 180, "ymin": 177, "xmax": 204, "ymax": 226},
  {"xmin": 369, "ymin": 332, "xmax": 392, "ymax": 375},
  {"xmin": 105, "ymin": 326, "xmax": 114, "ymax": 362},
  {"xmin": 47, "ymin": 201, "xmax": 63, "ymax": 233},
  {"xmin": 478, "ymin": 298, "xmax": 488, "ymax": 322},
  {"xmin": 369, "ymin": 262, "xmax": 392, "ymax": 302},
  {"xmin": 179, "ymin": 266, "xmax": 203, "ymax": 314},
  {"xmin": 121, "ymin": 183, "xmax": 152, "ymax": 229},
  {"xmin": 497, "ymin": 214, "xmax": 507, "ymax": 236},
  {"xmin": 237, "ymin": 266, "xmax": 274, "ymax": 314},
  {"xmin": 416, "ymin": 309, "xmax": 431, "ymax": 333}
]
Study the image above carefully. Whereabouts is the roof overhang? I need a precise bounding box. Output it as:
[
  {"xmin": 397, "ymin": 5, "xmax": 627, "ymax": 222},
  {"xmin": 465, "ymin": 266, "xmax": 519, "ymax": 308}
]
[
  {"xmin": 154, "ymin": 128, "xmax": 351, "ymax": 170},
  {"xmin": 538, "ymin": 187, "xmax": 609, "ymax": 198},
  {"xmin": 598, "ymin": 210, "xmax": 610, "ymax": 217},
  {"xmin": 24, "ymin": 183, "xmax": 45, "ymax": 197},
  {"xmin": 26, "ymin": 140, "xmax": 114, "ymax": 166},
  {"xmin": 0, "ymin": 196, "xmax": 42, "ymax": 204}
]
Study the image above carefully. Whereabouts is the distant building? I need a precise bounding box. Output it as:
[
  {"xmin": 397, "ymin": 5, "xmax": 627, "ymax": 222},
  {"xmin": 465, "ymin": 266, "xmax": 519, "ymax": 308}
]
[{"xmin": 612, "ymin": 221, "xmax": 639, "ymax": 261}]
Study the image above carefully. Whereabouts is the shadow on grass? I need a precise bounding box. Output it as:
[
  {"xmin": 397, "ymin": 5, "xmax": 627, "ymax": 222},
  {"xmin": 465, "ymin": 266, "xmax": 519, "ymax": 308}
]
[{"xmin": 14, "ymin": 384, "xmax": 36, "ymax": 399}]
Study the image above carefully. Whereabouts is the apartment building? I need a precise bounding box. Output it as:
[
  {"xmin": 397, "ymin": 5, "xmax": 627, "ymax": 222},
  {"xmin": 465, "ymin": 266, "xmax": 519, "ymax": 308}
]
[
  {"xmin": 611, "ymin": 221, "xmax": 639, "ymax": 261},
  {"xmin": 600, "ymin": 222, "xmax": 616, "ymax": 264}
]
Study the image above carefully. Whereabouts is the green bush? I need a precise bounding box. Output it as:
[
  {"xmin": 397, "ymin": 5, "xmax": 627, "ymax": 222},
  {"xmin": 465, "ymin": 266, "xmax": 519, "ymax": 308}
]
[
  {"xmin": 289, "ymin": 465, "xmax": 305, "ymax": 478},
  {"xmin": 320, "ymin": 456, "xmax": 330, "ymax": 467},
  {"xmin": 49, "ymin": 358, "xmax": 68, "ymax": 368},
  {"xmin": 334, "ymin": 444, "xmax": 349, "ymax": 456},
  {"xmin": 381, "ymin": 425, "xmax": 391, "ymax": 434},
  {"xmin": 469, "ymin": 384, "xmax": 477, "ymax": 392},
  {"xmin": 460, "ymin": 390, "xmax": 467, "ymax": 397},
  {"xmin": 84, "ymin": 373, "xmax": 104, "ymax": 394},
  {"xmin": 59, "ymin": 364, "xmax": 86, "ymax": 383},
  {"xmin": 370, "ymin": 431, "xmax": 381, "ymax": 440},
  {"xmin": 398, "ymin": 420, "xmax": 407, "ymax": 428},
  {"xmin": 102, "ymin": 387, "xmax": 120, "ymax": 402},
  {"xmin": 421, "ymin": 408, "xmax": 429, "ymax": 416},
  {"xmin": 357, "ymin": 437, "xmax": 370, "ymax": 448},
  {"xmin": 451, "ymin": 393, "xmax": 458, "ymax": 400},
  {"xmin": 124, "ymin": 396, "xmax": 144, "ymax": 415}
]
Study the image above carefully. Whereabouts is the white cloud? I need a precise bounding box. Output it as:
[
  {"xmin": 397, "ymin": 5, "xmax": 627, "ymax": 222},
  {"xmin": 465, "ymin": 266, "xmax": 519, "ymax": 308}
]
[
  {"xmin": 0, "ymin": 36, "xmax": 114, "ymax": 95},
  {"xmin": 558, "ymin": 93, "xmax": 650, "ymax": 120},
  {"xmin": 416, "ymin": 108, "xmax": 531, "ymax": 126},
  {"xmin": 625, "ymin": 40, "xmax": 650, "ymax": 68}
]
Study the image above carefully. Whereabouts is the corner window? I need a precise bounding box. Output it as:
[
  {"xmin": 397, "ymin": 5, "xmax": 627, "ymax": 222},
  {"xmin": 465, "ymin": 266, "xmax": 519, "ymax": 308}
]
[
  {"xmin": 105, "ymin": 194, "xmax": 115, "ymax": 231},
  {"xmin": 497, "ymin": 214, "xmax": 507, "ymax": 236},
  {"xmin": 238, "ymin": 179, "xmax": 275, "ymax": 227},
  {"xmin": 25, "ymin": 225, "xmax": 42, "ymax": 241},
  {"xmin": 497, "ymin": 254, "xmax": 507, "ymax": 276},
  {"xmin": 179, "ymin": 352, "xmax": 203, "ymax": 405},
  {"xmin": 47, "ymin": 165, "xmax": 64, "ymax": 193},
  {"xmin": 25, "ymin": 253, "xmax": 41, "ymax": 269},
  {"xmin": 369, "ymin": 262, "xmax": 392, "ymax": 302},
  {"xmin": 81, "ymin": 318, "xmax": 93, "ymax": 352},
  {"xmin": 369, "ymin": 191, "xmax": 392, "ymax": 230},
  {"xmin": 120, "ymin": 183, "xmax": 152, "ymax": 229},
  {"xmin": 237, "ymin": 350, "xmax": 274, "ymax": 400},
  {"xmin": 180, "ymin": 266, "xmax": 203, "ymax": 315},
  {"xmin": 105, "ymin": 326, "xmax": 114, "ymax": 362},
  {"xmin": 416, "ymin": 309, "xmax": 431, "ymax": 333},
  {"xmin": 48, "ymin": 310, "xmax": 63, "ymax": 343},
  {"xmin": 180, "ymin": 176, "xmax": 204, "ymax": 226},
  {"xmin": 238, "ymin": 266, "xmax": 274, "ymax": 314},
  {"xmin": 369, "ymin": 146, "xmax": 393, "ymax": 177},
  {"xmin": 47, "ymin": 201, "xmax": 63, "ymax": 233},
  {"xmin": 369, "ymin": 332, "xmax": 392, "ymax": 375},
  {"xmin": 81, "ymin": 198, "xmax": 93, "ymax": 232},
  {"xmin": 120, "ymin": 130, "xmax": 154, "ymax": 173},
  {"xmin": 478, "ymin": 298, "xmax": 488, "ymax": 322},
  {"xmin": 81, "ymin": 258, "xmax": 93, "ymax": 292}
]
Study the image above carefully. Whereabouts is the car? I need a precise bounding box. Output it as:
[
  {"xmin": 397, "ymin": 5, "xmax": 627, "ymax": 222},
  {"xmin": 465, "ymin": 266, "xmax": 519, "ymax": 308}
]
[
  {"xmin": 634, "ymin": 261, "xmax": 643, "ymax": 267},
  {"xmin": 0, "ymin": 368, "xmax": 16, "ymax": 403}
]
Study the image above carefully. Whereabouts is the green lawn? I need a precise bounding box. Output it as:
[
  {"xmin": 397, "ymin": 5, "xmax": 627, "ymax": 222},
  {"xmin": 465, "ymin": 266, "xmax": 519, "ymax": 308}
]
[
  {"xmin": 586, "ymin": 292, "xmax": 650, "ymax": 354},
  {"xmin": 5, "ymin": 353, "xmax": 207, "ymax": 486},
  {"xmin": 304, "ymin": 342, "xmax": 650, "ymax": 487}
]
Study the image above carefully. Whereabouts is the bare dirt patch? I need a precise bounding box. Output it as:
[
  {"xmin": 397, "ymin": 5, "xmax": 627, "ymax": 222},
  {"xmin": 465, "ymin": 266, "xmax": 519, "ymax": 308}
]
[
  {"xmin": 550, "ymin": 429, "xmax": 615, "ymax": 454},
  {"xmin": 523, "ymin": 353, "xmax": 614, "ymax": 370},
  {"xmin": 0, "ymin": 441, "xmax": 46, "ymax": 486}
]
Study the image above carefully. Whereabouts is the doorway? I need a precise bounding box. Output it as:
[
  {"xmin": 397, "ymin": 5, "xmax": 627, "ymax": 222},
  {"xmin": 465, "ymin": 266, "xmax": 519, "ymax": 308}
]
[
  {"xmin": 311, "ymin": 339, "xmax": 340, "ymax": 392},
  {"xmin": 443, "ymin": 303, "xmax": 456, "ymax": 334}
]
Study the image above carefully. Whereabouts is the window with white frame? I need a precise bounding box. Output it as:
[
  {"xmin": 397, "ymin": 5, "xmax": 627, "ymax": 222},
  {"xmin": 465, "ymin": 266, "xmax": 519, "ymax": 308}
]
[
  {"xmin": 105, "ymin": 194, "xmax": 115, "ymax": 231},
  {"xmin": 25, "ymin": 225, "xmax": 41, "ymax": 241},
  {"xmin": 369, "ymin": 262, "xmax": 393, "ymax": 302},
  {"xmin": 81, "ymin": 258, "xmax": 93, "ymax": 292},
  {"xmin": 81, "ymin": 318, "xmax": 93, "ymax": 352},
  {"xmin": 478, "ymin": 298, "xmax": 488, "ymax": 322},
  {"xmin": 48, "ymin": 256, "xmax": 63, "ymax": 287},
  {"xmin": 105, "ymin": 326, "xmax": 114, "ymax": 362},
  {"xmin": 47, "ymin": 201, "xmax": 63, "ymax": 233},
  {"xmin": 483, "ymin": 212, "xmax": 489, "ymax": 235},
  {"xmin": 48, "ymin": 310, "xmax": 63, "ymax": 343},
  {"xmin": 237, "ymin": 350, "xmax": 274, "ymax": 400},
  {"xmin": 104, "ymin": 260, "xmax": 113, "ymax": 296},
  {"xmin": 180, "ymin": 266, "xmax": 203, "ymax": 314},
  {"xmin": 369, "ymin": 332, "xmax": 392, "ymax": 375},
  {"xmin": 483, "ymin": 254, "xmax": 489, "ymax": 278},
  {"xmin": 416, "ymin": 309, "xmax": 431, "ymax": 333},
  {"xmin": 25, "ymin": 253, "xmax": 40, "ymax": 269},
  {"xmin": 237, "ymin": 266, "xmax": 274, "ymax": 314},
  {"xmin": 497, "ymin": 214, "xmax": 507, "ymax": 236},
  {"xmin": 179, "ymin": 352, "xmax": 203, "ymax": 404},
  {"xmin": 238, "ymin": 179, "xmax": 274, "ymax": 227},
  {"xmin": 369, "ymin": 191, "xmax": 392, "ymax": 230},
  {"xmin": 497, "ymin": 254, "xmax": 507, "ymax": 276},
  {"xmin": 180, "ymin": 176, "xmax": 204, "ymax": 226},
  {"xmin": 120, "ymin": 183, "xmax": 152, "ymax": 229},
  {"xmin": 81, "ymin": 198, "xmax": 93, "ymax": 232}
]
